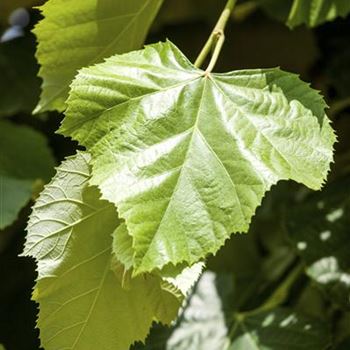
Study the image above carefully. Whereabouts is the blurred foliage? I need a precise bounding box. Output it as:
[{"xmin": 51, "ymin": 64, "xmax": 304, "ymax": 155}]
[
  {"xmin": 134, "ymin": 272, "xmax": 331, "ymax": 350},
  {"xmin": 259, "ymin": 0, "xmax": 350, "ymax": 28},
  {"xmin": 0, "ymin": 35, "xmax": 40, "ymax": 117},
  {"xmin": 288, "ymin": 178, "xmax": 350, "ymax": 309},
  {"xmin": 0, "ymin": 119, "xmax": 54, "ymax": 229}
]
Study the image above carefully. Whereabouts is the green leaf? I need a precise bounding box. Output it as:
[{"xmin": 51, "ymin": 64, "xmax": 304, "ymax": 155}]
[
  {"xmin": 0, "ymin": 35, "xmax": 40, "ymax": 117},
  {"xmin": 0, "ymin": 176, "xmax": 33, "ymax": 230},
  {"xmin": 60, "ymin": 40, "xmax": 335, "ymax": 274},
  {"xmin": 260, "ymin": 0, "xmax": 350, "ymax": 28},
  {"xmin": 287, "ymin": 178, "xmax": 350, "ymax": 308},
  {"xmin": 136, "ymin": 272, "xmax": 331, "ymax": 350},
  {"xmin": 23, "ymin": 152, "xmax": 190, "ymax": 350},
  {"xmin": 33, "ymin": 0, "xmax": 164, "ymax": 113},
  {"xmin": 0, "ymin": 120, "xmax": 54, "ymax": 229},
  {"xmin": 287, "ymin": 0, "xmax": 350, "ymax": 28}
]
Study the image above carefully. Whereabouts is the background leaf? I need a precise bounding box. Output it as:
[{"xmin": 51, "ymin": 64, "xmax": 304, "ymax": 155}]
[
  {"xmin": 33, "ymin": 0, "xmax": 164, "ymax": 113},
  {"xmin": 287, "ymin": 178, "xmax": 350, "ymax": 308},
  {"xmin": 259, "ymin": 0, "xmax": 350, "ymax": 28},
  {"xmin": 0, "ymin": 120, "xmax": 54, "ymax": 230}
]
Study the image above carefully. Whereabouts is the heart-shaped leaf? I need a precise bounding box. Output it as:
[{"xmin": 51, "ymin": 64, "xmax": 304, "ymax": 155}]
[{"xmin": 60, "ymin": 41, "xmax": 335, "ymax": 274}]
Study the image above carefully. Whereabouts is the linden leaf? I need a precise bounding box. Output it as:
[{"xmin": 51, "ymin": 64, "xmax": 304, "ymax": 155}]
[
  {"xmin": 60, "ymin": 41, "xmax": 335, "ymax": 274},
  {"xmin": 23, "ymin": 152, "xmax": 185, "ymax": 350},
  {"xmin": 33, "ymin": 0, "xmax": 163, "ymax": 112}
]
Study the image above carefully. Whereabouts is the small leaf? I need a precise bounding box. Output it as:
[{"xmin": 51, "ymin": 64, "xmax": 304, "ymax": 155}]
[
  {"xmin": 61, "ymin": 40, "xmax": 335, "ymax": 274},
  {"xmin": 33, "ymin": 0, "xmax": 164, "ymax": 112},
  {"xmin": 0, "ymin": 120, "xmax": 54, "ymax": 230}
]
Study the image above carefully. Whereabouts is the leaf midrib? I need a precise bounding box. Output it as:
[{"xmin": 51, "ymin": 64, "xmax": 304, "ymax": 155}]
[
  {"xmin": 135, "ymin": 79, "xmax": 208, "ymax": 270},
  {"xmin": 135, "ymin": 77, "xmax": 246, "ymax": 270}
]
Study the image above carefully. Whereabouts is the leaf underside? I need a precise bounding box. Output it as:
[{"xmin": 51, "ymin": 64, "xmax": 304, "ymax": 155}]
[{"xmin": 60, "ymin": 40, "xmax": 335, "ymax": 274}]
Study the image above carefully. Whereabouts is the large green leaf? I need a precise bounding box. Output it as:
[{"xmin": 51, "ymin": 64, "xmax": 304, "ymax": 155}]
[
  {"xmin": 260, "ymin": 0, "xmax": 350, "ymax": 28},
  {"xmin": 287, "ymin": 178, "xmax": 350, "ymax": 308},
  {"xmin": 33, "ymin": 0, "xmax": 163, "ymax": 113},
  {"xmin": 0, "ymin": 120, "xmax": 54, "ymax": 230},
  {"xmin": 23, "ymin": 152, "xmax": 200, "ymax": 350},
  {"xmin": 60, "ymin": 41, "xmax": 335, "ymax": 274},
  {"xmin": 0, "ymin": 35, "xmax": 40, "ymax": 117},
  {"xmin": 136, "ymin": 272, "xmax": 331, "ymax": 350}
]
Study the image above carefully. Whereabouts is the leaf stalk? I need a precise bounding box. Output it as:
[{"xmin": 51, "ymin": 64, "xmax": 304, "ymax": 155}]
[{"xmin": 194, "ymin": 0, "xmax": 237, "ymax": 72}]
